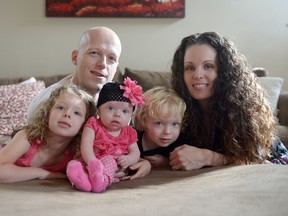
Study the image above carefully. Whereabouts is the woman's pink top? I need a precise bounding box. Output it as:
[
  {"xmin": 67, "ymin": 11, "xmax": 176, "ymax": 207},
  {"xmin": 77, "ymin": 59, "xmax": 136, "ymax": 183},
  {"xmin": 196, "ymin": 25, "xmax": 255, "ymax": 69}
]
[
  {"xmin": 15, "ymin": 139, "xmax": 73, "ymax": 172},
  {"xmin": 85, "ymin": 117, "xmax": 138, "ymax": 158}
]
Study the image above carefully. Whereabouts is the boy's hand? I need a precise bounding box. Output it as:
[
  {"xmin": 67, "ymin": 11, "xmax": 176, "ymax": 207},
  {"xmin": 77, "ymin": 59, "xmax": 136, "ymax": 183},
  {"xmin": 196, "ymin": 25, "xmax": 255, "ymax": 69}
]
[{"xmin": 144, "ymin": 154, "xmax": 169, "ymax": 168}]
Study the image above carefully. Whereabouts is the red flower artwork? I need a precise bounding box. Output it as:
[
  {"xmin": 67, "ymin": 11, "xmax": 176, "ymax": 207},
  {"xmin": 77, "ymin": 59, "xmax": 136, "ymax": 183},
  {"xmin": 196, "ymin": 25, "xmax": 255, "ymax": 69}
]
[{"xmin": 46, "ymin": 0, "xmax": 185, "ymax": 18}]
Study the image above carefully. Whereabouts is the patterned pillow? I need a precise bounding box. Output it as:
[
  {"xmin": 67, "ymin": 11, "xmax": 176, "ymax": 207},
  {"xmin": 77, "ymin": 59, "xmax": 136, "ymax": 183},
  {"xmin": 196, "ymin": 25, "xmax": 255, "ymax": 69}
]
[{"xmin": 0, "ymin": 81, "xmax": 45, "ymax": 135}]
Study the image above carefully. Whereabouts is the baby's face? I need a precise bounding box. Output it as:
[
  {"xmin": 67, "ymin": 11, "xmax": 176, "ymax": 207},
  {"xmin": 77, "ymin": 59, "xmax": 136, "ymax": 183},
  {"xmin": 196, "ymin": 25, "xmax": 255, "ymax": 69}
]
[
  {"xmin": 98, "ymin": 101, "xmax": 133, "ymax": 132},
  {"xmin": 145, "ymin": 113, "xmax": 182, "ymax": 148}
]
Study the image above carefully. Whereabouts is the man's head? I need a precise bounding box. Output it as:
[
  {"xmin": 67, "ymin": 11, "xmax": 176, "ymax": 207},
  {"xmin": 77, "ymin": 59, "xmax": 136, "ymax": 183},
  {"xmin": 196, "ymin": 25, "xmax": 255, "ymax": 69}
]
[{"xmin": 71, "ymin": 26, "xmax": 122, "ymax": 101}]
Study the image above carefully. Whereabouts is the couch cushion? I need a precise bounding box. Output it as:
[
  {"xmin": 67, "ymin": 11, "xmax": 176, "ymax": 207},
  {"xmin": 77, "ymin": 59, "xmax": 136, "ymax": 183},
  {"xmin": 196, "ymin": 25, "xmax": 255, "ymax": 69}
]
[
  {"xmin": 124, "ymin": 67, "xmax": 171, "ymax": 92},
  {"xmin": 0, "ymin": 81, "xmax": 45, "ymax": 135},
  {"xmin": 259, "ymin": 77, "xmax": 284, "ymax": 117},
  {"xmin": 112, "ymin": 67, "xmax": 124, "ymax": 83},
  {"xmin": 253, "ymin": 67, "xmax": 268, "ymax": 77}
]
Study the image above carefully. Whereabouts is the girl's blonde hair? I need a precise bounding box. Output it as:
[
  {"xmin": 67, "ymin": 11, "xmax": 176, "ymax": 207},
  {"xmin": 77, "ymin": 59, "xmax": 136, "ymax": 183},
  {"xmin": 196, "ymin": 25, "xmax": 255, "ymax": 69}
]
[
  {"xmin": 134, "ymin": 86, "xmax": 186, "ymax": 131},
  {"xmin": 25, "ymin": 85, "xmax": 96, "ymax": 151}
]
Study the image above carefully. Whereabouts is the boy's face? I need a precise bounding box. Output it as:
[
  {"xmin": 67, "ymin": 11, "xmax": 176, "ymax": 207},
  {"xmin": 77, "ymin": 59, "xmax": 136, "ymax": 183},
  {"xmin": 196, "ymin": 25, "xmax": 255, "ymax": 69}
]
[{"xmin": 144, "ymin": 113, "xmax": 182, "ymax": 148}]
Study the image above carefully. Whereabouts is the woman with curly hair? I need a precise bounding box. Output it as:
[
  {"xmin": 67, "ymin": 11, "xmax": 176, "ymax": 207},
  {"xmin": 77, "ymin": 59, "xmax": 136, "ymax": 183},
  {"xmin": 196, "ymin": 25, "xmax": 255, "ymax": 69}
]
[
  {"xmin": 169, "ymin": 31, "xmax": 288, "ymax": 171},
  {"xmin": 0, "ymin": 85, "xmax": 96, "ymax": 183}
]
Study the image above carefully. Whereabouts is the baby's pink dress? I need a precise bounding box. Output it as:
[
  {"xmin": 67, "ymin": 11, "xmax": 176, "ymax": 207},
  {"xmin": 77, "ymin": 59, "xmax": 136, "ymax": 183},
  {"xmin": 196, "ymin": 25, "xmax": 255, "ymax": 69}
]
[
  {"xmin": 85, "ymin": 117, "xmax": 138, "ymax": 159},
  {"xmin": 66, "ymin": 117, "xmax": 138, "ymax": 192},
  {"xmin": 15, "ymin": 139, "xmax": 73, "ymax": 172}
]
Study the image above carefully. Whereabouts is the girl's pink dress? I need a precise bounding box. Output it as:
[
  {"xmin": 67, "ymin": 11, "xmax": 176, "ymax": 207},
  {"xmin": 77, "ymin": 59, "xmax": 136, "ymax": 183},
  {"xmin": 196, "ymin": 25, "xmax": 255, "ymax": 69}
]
[{"xmin": 15, "ymin": 139, "xmax": 73, "ymax": 172}]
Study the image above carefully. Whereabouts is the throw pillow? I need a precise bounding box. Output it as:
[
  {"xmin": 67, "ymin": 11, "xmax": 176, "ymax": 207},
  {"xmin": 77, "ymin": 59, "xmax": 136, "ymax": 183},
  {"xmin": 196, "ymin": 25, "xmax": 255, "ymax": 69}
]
[
  {"xmin": 0, "ymin": 81, "xmax": 45, "ymax": 135},
  {"xmin": 19, "ymin": 77, "xmax": 37, "ymax": 84},
  {"xmin": 259, "ymin": 77, "xmax": 284, "ymax": 116},
  {"xmin": 124, "ymin": 67, "xmax": 171, "ymax": 92}
]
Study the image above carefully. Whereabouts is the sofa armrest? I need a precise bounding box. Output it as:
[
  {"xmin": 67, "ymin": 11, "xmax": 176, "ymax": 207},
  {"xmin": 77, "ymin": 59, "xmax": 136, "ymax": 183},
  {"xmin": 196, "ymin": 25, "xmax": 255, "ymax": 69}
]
[{"xmin": 278, "ymin": 91, "xmax": 288, "ymax": 126}]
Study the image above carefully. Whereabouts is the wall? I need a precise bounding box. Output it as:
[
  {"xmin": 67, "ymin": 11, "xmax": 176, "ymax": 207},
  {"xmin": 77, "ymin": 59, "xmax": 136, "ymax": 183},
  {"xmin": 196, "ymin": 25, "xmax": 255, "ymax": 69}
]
[{"xmin": 0, "ymin": 0, "xmax": 287, "ymax": 90}]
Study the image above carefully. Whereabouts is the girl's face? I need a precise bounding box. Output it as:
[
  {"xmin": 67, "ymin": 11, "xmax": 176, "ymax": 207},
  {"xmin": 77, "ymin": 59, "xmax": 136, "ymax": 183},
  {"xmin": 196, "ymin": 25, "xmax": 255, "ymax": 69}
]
[
  {"xmin": 48, "ymin": 93, "xmax": 87, "ymax": 138},
  {"xmin": 144, "ymin": 112, "xmax": 182, "ymax": 148},
  {"xmin": 183, "ymin": 44, "xmax": 218, "ymax": 106},
  {"xmin": 98, "ymin": 101, "xmax": 133, "ymax": 133}
]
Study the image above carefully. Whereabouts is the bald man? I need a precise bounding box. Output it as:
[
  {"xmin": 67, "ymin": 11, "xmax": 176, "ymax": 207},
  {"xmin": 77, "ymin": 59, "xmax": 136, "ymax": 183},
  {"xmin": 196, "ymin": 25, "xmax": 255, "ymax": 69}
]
[{"xmin": 27, "ymin": 27, "xmax": 122, "ymax": 121}]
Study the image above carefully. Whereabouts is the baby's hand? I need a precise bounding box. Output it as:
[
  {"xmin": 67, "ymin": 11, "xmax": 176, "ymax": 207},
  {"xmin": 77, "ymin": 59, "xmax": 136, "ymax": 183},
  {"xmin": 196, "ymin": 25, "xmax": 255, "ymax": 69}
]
[{"xmin": 116, "ymin": 155, "xmax": 129, "ymax": 169}]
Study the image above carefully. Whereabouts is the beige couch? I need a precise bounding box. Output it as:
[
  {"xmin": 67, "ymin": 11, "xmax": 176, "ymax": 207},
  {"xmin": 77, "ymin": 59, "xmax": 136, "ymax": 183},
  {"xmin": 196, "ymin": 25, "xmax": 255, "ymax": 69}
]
[
  {"xmin": 1, "ymin": 164, "xmax": 288, "ymax": 216},
  {"xmin": 0, "ymin": 69, "xmax": 288, "ymax": 216},
  {"xmin": 0, "ymin": 67, "xmax": 287, "ymax": 146}
]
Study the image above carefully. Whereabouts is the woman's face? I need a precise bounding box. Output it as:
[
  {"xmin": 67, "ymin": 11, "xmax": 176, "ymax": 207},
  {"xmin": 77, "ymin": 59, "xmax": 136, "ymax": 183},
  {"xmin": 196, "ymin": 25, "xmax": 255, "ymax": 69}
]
[{"xmin": 183, "ymin": 44, "xmax": 218, "ymax": 106}]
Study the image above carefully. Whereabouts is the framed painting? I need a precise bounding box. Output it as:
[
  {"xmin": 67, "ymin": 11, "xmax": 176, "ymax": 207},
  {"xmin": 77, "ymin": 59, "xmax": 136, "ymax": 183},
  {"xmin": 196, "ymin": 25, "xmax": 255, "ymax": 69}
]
[{"xmin": 46, "ymin": 0, "xmax": 185, "ymax": 18}]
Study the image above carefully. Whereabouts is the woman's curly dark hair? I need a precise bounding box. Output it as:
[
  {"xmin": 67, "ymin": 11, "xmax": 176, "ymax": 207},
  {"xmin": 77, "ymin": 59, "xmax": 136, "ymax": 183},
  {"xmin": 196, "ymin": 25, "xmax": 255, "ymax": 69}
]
[{"xmin": 171, "ymin": 32, "xmax": 276, "ymax": 164}]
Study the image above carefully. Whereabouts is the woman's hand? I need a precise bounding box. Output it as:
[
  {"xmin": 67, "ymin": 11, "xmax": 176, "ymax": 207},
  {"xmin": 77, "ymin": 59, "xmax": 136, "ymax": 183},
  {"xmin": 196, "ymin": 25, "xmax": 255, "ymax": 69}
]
[{"xmin": 169, "ymin": 144, "xmax": 227, "ymax": 171}]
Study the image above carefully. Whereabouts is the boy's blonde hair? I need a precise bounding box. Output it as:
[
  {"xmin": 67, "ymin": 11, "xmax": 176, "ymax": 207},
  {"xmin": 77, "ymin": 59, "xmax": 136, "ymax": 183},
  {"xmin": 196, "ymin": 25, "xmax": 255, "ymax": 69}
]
[
  {"xmin": 25, "ymin": 85, "xmax": 96, "ymax": 150},
  {"xmin": 134, "ymin": 86, "xmax": 186, "ymax": 131}
]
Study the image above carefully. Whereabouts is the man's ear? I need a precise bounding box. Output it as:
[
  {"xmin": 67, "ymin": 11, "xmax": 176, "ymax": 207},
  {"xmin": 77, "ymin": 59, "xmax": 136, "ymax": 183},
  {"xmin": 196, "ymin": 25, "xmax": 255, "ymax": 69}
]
[{"xmin": 72, "ymin": 50, "xmax": 78, "ymax": 65}]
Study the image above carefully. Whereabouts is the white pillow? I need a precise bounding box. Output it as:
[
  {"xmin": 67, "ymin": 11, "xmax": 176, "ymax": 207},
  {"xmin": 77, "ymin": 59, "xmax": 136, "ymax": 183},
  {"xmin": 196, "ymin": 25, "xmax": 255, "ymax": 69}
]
[
  {"xmin": 259, "ymin": 77, "xmax": 284, "ymax": 116},
  {"xmin": 19, "ymin": 77, "xmax": 36, "ymax": 84}
]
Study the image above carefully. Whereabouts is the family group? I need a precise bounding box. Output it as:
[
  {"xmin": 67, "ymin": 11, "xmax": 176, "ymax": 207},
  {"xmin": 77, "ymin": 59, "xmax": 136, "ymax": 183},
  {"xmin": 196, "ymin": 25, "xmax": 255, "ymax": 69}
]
[{"xmin": 0, "ymin": 26, "xmax": 287, "ymax": 193}]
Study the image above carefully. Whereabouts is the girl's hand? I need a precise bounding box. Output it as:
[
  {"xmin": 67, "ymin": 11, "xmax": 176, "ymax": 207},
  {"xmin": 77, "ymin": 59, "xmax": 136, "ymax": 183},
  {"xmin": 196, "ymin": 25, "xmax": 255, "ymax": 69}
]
[
  {"xmin": 144, "ymin": 155, "xmax": 169, "ymax": 168},
  {"xmin": 39, "ymin": 171, "xmax": 67, "ymax": 180},
  {"xmin": 169, "ymin": 144, "xmax": 227, "ymax": 171}
]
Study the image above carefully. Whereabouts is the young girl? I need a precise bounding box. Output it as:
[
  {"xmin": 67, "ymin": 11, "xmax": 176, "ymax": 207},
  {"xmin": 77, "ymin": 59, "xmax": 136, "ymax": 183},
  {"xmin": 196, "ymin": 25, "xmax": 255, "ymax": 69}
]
[
  {"xmin": 133, "ymin": 86, "xmax": 186, "ymax": 168},
  {"xmin": 67, "ymin": 77, "xmax": 145, "ymax": 193},
  {"xmin": 0, "ymin": 85, "xmax": 96, "ymax": 183}
]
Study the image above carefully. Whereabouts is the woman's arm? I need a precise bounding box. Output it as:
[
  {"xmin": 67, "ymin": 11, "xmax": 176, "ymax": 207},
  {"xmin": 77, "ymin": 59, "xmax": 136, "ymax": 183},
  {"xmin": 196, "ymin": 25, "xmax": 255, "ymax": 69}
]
[{"xmin": 169, "ymin": 144, "xmax": 227, "ymax": 171}]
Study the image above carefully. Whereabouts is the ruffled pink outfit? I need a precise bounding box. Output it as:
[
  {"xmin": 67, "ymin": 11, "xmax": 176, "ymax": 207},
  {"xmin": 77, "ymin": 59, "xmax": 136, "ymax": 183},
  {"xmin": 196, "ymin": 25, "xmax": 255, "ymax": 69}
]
[
  {"xmin": 86, "ymin": 117, "xmax": 138, "ymax": 158},
  {"xmin": 15, "ymin": 139, "xmax": 73, "ymax": 172},
  {"xmin": 67, "ymin": 117, "xmax": 138, "ymax": 192}
]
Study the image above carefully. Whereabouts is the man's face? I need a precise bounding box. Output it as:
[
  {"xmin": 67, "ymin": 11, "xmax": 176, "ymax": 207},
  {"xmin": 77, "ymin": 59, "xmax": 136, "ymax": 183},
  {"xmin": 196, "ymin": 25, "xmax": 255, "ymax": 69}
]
[{"xmin": 73, "ymin": 30, "xmax": 121, "ymax": 98}]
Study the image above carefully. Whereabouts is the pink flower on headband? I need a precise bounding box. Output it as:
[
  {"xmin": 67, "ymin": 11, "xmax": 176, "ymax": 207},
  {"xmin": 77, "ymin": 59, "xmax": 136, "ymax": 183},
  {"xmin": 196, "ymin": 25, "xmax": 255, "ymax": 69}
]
[{"xmin": 120, "ymin": 77, "xmax": 145, "ymax": 107}]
